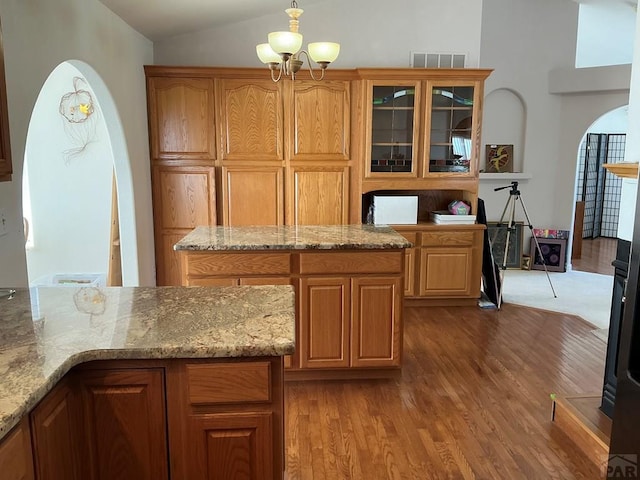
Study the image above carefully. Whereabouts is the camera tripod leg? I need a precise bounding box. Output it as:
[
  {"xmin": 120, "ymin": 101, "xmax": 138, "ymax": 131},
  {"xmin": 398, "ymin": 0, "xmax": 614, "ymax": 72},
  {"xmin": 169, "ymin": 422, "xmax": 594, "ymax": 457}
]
[
  {"xmin": 517, "ymin": 195, "xmax": 558, "ymax": 298},
  {"xmin": 494, "ymin": 194, "xmax": 517, "ymax": 309}
]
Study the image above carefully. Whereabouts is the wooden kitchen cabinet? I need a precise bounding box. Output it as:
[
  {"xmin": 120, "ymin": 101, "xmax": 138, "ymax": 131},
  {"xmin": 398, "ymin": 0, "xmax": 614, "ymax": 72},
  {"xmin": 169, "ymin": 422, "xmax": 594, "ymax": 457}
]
[
  {"xmin": 30, "ymin": 379, "xmax": 82, "ymax": 480},
  {"xmin": 180, "ymin": 246, "xmax": 405, "ymax": 377},
  {"xmin": 288, "ymin": 80, "xmax": 350, "ymax": 161},
  {"xmin": 351, "ymin": 276, "xmax": 402, "ymax": 367},
  {"xmin": 217, "ymin": 79, "xmax": 283, "ymax": 162},
  {"xmin": 287, "ymin": 166, "xmax": 349, "ymax": 225},
  {"xmin": 76, "ymin": 368, "xmax": 168, "ymax": 480},
  {"xmin": 151, "ymin": 164, "xmax": 216, "ymax": 286},
  {"xmin": 217, "ymin": 79, "xmax": 285, "ymax": 227},
  {"xmin": 0, "ymin": 418, "xmax": 34, "ymax": 480},
  {"xmin": 166, "ymin": 358, "xmax": 284, "ymax": 480},
  {"xmin": 299, "ymin": 276, "xmax": 350, "ymax": 369},
  {"xmin": 147, "ymin": 77, "xmax": 216, "ymax": 161},
  {"xmin": 221, "ymin": 166, "xmax": 284, "ymax": 226},
  {"xmin": 22, "ymin": 358, "xmax": 285, "ymax": 480},
  {"xmin": 298, "ymin": 274, "xmax": 402, "ymax": 370},
  {"xmin": 417, "ymin": 227, "xmax": 483, "ymax": 300},
  {"xmin": 296, "ymin": 251, "xmax": 404, "ymax": 373},
  {"xmin": 358, "ymin": 69, "xmax": 491, "ymax": 305}
]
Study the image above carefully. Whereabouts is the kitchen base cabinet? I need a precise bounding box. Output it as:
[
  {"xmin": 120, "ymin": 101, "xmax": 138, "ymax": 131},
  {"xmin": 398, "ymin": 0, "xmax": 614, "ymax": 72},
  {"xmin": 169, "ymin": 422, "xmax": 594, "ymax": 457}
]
[
  {"xmin": 299, "ymin": 277, "xmax": 350, "ymax": 369},
  {"xmin": 351, "ymin": 276, "xmax": 402, "ymax": 368},
  {"xmin": 166, "ymin": 358, "xmax": 284, "ymax": 480},
  {"xmin": 180, "ymin": 247, "xmax": 405, "ymax": 379},
  {"xmin": 0, "ymin": 418, "xmax": 34, "ymax": 480},
  {"xmin": 19, "ymin": 358, "xmax": 285, "ymax": 480},
  {"xmin": 396, "ymin": 224, "xmax": 484, "ymax": 306},
  {"xmin": 30, "ymin": 378, "xmax": 82, "ymax": 480},
  {"xmin": 76, "ymin": 368, "xmax": 168, "ymax": 480}
]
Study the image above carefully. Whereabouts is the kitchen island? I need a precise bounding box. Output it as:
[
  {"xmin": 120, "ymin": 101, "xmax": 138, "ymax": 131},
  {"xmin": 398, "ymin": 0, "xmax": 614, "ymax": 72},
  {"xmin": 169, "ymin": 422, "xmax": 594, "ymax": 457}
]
[
  {"xmin": 0, "ymin": 285, "xmax": 295, "ymax": 480},
  {"xmin": 175, "ymin": 224, "xmax": 411, "ymax": 380}
]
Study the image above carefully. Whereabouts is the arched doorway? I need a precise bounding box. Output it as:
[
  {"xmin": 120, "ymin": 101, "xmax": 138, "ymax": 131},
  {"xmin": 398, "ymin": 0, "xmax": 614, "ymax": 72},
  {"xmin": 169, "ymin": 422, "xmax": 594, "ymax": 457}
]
[
  {"xmin": 22, "ymin": 60, "xmax": 138, "ymax": 286},
  {"xmin": 572, "ymin": 105, "xmax": 628, "ymax": 268}
]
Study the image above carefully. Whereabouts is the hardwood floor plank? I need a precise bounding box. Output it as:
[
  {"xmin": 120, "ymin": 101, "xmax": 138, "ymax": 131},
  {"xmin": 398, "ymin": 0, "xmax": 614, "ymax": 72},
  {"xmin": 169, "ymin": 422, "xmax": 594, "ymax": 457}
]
[{"xmin": 285, "ymin": 304, "xmax": 606, "ymax": 479}]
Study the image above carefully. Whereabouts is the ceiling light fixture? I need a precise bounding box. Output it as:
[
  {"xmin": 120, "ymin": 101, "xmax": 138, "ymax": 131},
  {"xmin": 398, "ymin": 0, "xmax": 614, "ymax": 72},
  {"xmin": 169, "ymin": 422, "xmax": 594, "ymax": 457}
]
[{"xmin": 256, "ymin": 0, "xmax": 340, "ymax": 82}]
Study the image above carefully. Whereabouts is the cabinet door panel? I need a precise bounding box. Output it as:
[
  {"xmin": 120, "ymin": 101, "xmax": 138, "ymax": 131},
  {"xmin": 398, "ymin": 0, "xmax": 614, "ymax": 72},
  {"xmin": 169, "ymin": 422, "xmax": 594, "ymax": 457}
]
[
  {"xmin": 299, "ymin": 277, "xmax": 350, "ymax": 368},
  {"xmin": 0, "ymin": 419, "xmax": 34, "ymax": 480},
  {"xmin": 351, "ymin": 277, "xmax": 402, "ymax": 367},
  {"xmin": 288, "ymin": 167, "xmax": 349, "ymax": 225},
  {"xmin": 154, "ymin": 166, "xmax": 216, "ymax": 229},
  {"xmin": 78, "ymin": 369, "xmax": 168, "ymax": 480},
  {"xmin": 419, "ymin": 247, "xmax": 472, "ymax": 296},
  {"xmin": 218, "ymin": 80, "xmax": 283, "ymax": 161},
  {"xmin": 187, "ymin": 413, "xmax": 273, "ymax": 480},
  {"xmin": 290, "ymin": 81, "xmax": 350, "ymax": 160},
  {"xmin": 423, "ymin": 79, "xmax": 481, "ymax": 177},
  {"xmin": 30, "ymin": 381, "xmax": 82, "ymax": 480},
  {"xmin": 222, "ymin": 167, "xmax": 284, "ymax": 226},
  {"xmin": 365, "ymin": 80, "xmax": 421, "ymax": 178},
  {"xmin": 152, "ymin": 165, "xmax": 216, "ymax": 286},
  {"xmin": 148, "ymin": 77, "xmax": 215, "ymax": 160}
]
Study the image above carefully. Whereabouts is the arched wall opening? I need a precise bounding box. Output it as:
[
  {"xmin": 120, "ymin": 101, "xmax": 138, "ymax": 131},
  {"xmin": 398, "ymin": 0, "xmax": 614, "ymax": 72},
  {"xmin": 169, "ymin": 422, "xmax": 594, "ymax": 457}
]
[{"xmin": 22, "ymin": 60, "xmax": 138, "ymax": 286}]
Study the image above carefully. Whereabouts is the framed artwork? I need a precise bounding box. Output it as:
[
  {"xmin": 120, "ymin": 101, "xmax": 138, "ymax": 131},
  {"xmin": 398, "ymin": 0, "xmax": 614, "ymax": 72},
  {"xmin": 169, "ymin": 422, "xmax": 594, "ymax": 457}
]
[
  {"xmin": 530, "ymin": 238, "xmax": 566, "ymax": 272},
  {"xmin": 485, "ymin": 144, "xmax": 514, "ymax": 173},
  {"xmin": 487, "ymin": 221, "xmax": 523, "ymax": 269}
]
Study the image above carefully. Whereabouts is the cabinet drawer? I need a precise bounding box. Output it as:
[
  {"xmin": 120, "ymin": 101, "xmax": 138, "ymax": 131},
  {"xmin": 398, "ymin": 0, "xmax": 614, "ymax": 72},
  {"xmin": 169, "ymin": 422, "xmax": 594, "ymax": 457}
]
[
  {"xmin": 186, "ymin": 362, "xmax": 271, "ymax": 404},
  {"xmin": 298, "ymin": 250, "xmax": 403, "ymax": 275},
  {"xmin": 184, "ymin": 252, "xmax": 291, "ymax": 276},
  {"xmin": 421, "ymin": 231, "xmax": 476, "ymax": 247}
]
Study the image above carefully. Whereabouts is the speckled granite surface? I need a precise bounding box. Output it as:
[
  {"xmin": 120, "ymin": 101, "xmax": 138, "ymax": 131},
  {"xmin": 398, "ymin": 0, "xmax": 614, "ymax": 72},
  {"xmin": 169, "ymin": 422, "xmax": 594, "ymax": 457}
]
[
  {"xmin": 174, "ymin": 224, "xmax": 412, "ymax": 251},
  {"xmin": 0, "ymin": 285, "xmax": 295, "ymax": 441}
]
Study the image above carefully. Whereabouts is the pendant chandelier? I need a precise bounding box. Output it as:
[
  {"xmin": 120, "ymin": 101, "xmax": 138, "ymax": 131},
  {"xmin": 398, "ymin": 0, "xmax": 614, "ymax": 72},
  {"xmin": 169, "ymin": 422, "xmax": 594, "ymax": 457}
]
[{"xmin": 256, "ymin": 0, "xmax": 340, "ymax": 82}]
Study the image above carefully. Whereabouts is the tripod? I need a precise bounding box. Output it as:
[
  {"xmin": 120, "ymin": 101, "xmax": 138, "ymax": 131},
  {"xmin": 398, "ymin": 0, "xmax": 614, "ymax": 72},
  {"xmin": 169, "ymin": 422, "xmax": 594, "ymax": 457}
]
[{"xmin": 491, "ymin": 181, "xmax": 557, "ymax": 309}]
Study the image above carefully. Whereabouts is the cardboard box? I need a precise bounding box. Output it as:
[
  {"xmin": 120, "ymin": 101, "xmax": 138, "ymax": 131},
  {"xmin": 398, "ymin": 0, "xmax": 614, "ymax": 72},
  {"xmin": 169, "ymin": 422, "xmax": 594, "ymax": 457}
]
[{"xmin": 373, "ymin": 196, "xmax": 418, "ymax": 225}]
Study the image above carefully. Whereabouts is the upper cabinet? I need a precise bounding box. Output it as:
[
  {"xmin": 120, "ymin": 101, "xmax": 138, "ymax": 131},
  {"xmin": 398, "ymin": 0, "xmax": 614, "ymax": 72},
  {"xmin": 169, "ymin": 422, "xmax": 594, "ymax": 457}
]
[
  {"xmin": 217, "ymin": 79, "xmax": 283, "ymax": 162},
  {"xmin": 362, "ymin": 70, "xmax": 490, "ymax": 182},
  {"xmin": 366, "ymin": 81, "xmax": 421, "ymax": 178},
  {"xmin": 147, "ymin": 77, "xmax": 216, "ymax": 161},
  {"xmin": 288, "ymin": 80, "xmax": 351, "ymax": 161},
  {"xmin": 423, "ymin": 80, "xmax": 478, "ymax": 177},
  {"xmin": 0, "ymin": 22, "xmax": 11, "ymax": 182}
]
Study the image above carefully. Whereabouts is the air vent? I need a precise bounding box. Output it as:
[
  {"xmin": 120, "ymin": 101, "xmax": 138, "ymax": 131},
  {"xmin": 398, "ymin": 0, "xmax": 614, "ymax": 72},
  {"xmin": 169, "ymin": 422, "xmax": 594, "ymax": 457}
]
[{"xmin": 411, "ymin": 52, "xmax": 466, "ymax": 68}]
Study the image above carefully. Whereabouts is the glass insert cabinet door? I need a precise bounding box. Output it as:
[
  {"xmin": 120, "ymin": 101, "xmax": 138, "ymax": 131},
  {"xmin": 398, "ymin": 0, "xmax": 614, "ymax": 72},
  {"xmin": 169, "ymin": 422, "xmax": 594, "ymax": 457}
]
[
  {"xmin": 368, "ymin": 82, "xmax": 420, "ymax": 176},
  {"xmin": 426, "ymin": 83, "xmax": 475, "ymax": 174}
]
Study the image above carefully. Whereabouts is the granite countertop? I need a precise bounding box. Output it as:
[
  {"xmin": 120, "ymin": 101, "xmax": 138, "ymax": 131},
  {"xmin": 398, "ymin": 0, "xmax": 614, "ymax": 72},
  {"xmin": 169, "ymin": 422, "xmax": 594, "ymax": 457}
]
[
  {"xmin": 174, "ymin": 224, "xmax": 413, "ymax": 251},
  {"xmin": 0, "ymin": 285, "xmax": 295, "ymax": 441}
]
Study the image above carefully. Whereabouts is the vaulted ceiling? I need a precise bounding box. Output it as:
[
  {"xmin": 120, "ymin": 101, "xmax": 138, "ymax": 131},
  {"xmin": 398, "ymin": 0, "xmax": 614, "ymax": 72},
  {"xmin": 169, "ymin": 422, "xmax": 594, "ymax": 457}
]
[{"xmin": 98, "ymin": 0, "xmax": 330, "ymax": 41}]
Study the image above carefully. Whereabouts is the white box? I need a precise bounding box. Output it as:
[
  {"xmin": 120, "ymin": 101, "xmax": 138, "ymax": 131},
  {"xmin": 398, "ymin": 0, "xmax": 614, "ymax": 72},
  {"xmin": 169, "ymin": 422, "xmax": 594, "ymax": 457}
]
[{"xmin": 373, "ymin": 196, "xmax": 418, "ymax": 225}]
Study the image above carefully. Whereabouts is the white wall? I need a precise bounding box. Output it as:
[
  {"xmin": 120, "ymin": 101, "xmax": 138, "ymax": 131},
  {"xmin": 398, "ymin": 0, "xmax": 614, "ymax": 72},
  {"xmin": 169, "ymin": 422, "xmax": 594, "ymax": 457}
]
[
  {"xmin": 154, "ymin": 0, "xmax": 483, "ymax": 68},
  {"xmin": 576, "ymin": 1, "xmax": 637, "ymax": 68},
  {"xmin": 478, "ymin": 0, "xmax": 580, "ymax": 231},
  {"xmin": 25, "ymin": 63, "xmax": 112, "ymax": 283},
  {"xmin": 588, "ymin": 106, "xmax": 628, "ymax": 133},
  {"xmin": 477, "ymin": 0, "xmax": 633, "ymax": 261},
  {"xmin": 0, "ymin": 0, "xmax": 154, "ymax": 288},
  {"xmin": 619, "ymin": 6, "xmax": 640, "ymax": 242}
]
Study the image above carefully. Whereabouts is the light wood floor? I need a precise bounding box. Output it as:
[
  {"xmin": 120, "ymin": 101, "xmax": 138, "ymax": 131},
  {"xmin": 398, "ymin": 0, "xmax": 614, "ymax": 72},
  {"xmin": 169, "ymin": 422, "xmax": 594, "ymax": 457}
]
[
  {"xmin": 285, "ymin": 305, "xmax": 606, "ymax": 479},
  {"xmin": 572, "ymin": 237, "xmax": 617, "ymax": 276}
]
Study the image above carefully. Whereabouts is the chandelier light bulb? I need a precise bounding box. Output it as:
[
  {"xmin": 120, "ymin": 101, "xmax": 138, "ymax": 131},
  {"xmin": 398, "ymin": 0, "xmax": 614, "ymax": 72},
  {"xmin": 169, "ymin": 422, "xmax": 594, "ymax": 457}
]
[
  {"xmin": 256, "ymin": 43, "xmax": 282, "ymax": 64},
  {"xmin": 308, "ymin": 42, "xmax": 340, "ymax": 64},
  {"xmin": 268, "ymin": 31, "xmax": 303, "ymax": 56},
  {"xmin": 255, "ymin": 0, "xmax": 341, "ymax": 82}
]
